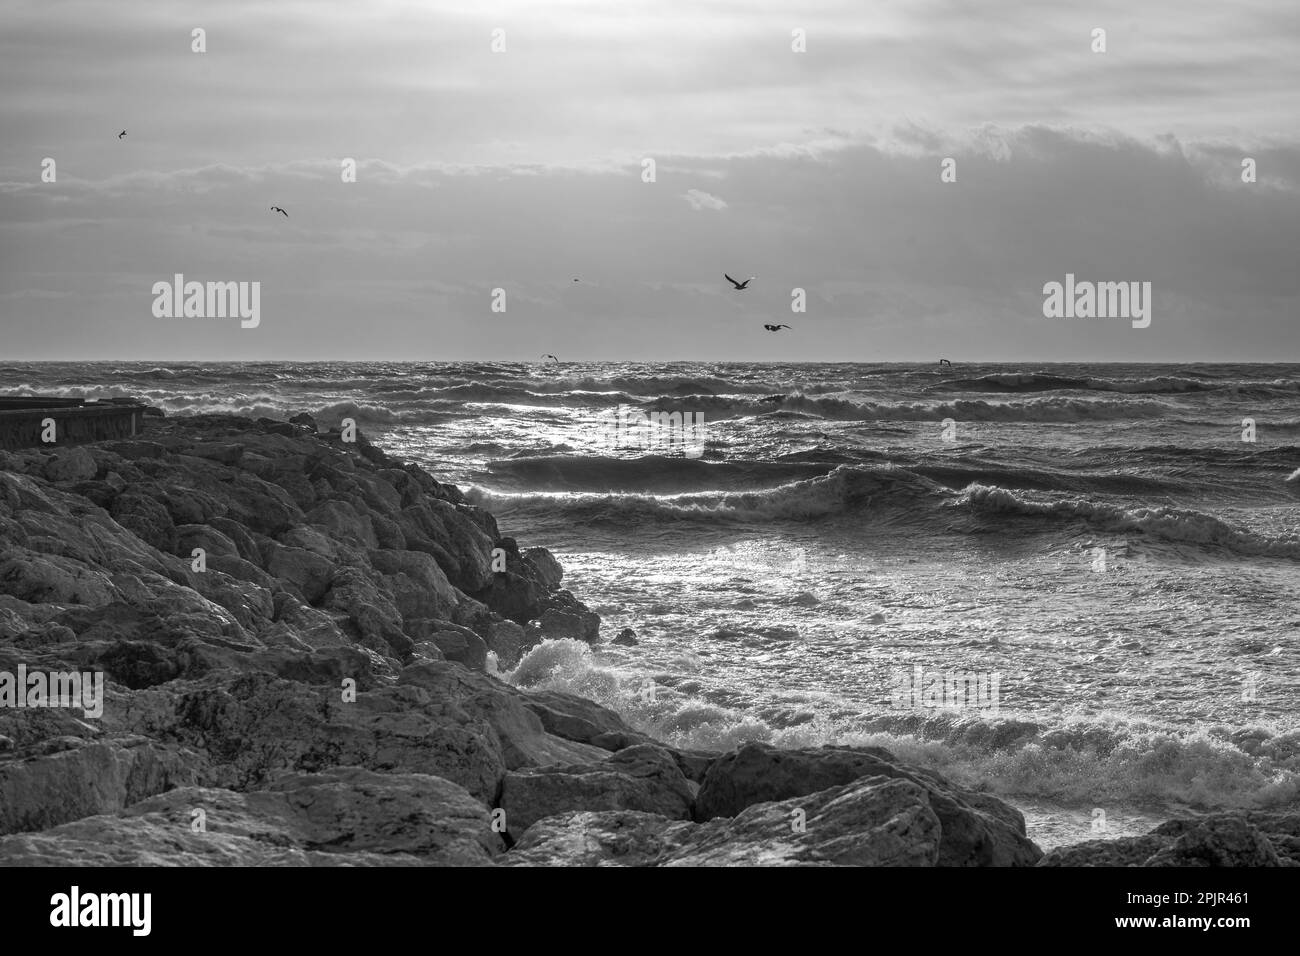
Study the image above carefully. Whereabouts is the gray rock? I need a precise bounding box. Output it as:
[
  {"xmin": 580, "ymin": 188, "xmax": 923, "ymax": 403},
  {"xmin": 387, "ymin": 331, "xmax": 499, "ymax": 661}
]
[
  {"xmin": 505, "ymin": 775, "xmax": 943, "ymax": 867},
  {"xmin": 0, "ymin": 767, "xmax": 503, "ymax": 866},
  {"xmin": 499, "ymin": 744, "xmax": 694, "ymax": 838},
  {"xmin": 1040, "ymin": 812, "xmax": 1295, "ymax": 867},
  {"xmin": 523, "ymin": 547, "xmax": 564, "ymax": 589},
  {"xmin": 0, "ymin": 736, "xmax": 204, "ymax": 835},
  {"xmin": 695, "ymin": 742, "xmax": 1041, "ymax": 866},
  {"xmin": 42, "ymin": 448, "xmax": 97, "ymax": 483}
]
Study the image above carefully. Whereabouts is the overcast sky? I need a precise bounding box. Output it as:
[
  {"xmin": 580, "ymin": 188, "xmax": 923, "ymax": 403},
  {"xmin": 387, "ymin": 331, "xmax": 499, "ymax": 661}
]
[{"xmin": 1, "ymin": 0, "xmax": 1297, "ymax": 361}]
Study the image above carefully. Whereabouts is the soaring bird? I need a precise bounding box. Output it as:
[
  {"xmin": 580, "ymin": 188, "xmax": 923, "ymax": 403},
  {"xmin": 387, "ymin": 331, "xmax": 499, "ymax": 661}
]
[
  {"xmin": 542, "ymin": 354, "xmax": 560, "ymax": 363},
  {"xmin": 725, "ymin": 274, "xmax": 754, "ymax": 290},
  {"xmin": 118, "ymin": 130, "xmax": 126, "ymax": 139},
  {"xmin": 939, "ymin": 358, "xmax": 953, "ymax": 366},
  {"xmin": 271, "ymin": 206, "xmax": 288, "ymax": 217},
  {"xmin": 763, "ymin": 324, "xmax": 792, "ymax": 332}
]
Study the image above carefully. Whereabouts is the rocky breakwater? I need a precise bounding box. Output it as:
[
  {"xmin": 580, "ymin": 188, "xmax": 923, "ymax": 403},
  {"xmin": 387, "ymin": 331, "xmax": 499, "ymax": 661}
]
[{"xmin": 1, "ymin": 413, "xmax": 1044, "ymax": 866}]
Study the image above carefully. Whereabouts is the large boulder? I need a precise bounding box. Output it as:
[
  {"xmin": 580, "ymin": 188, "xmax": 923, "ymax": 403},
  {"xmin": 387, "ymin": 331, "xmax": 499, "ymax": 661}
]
[
  {"xmin": 0, "ymin": 768, "xmax": 503, "ymax": 866},
  {"xmin": 408, "ymin": 621, "xmax": 488, "ymax": 670},
  {"xmin": 368, "ymin": 548, "xmax": 459, "ymax": 621},
  {"xmin": 519, "ymin": 690, "xmax": 651, "ymax": 751},
  {"xmin": 499, "ymin": 744, "xmax": 695, "ymax": 839},
  {"xmin": 695, "ymin": 742, "xmax": 1041, "ymax": 866},
  {"xmin": 96, "ymin": 663, "xmax": 606, "ymax": 806},
  {"xmin": 42, "ymin": 448, "xmax": 97, "ymax": 483},
  {"xmin": 523, "ymin": 547, "xmax": 563, "ymax": 589},
  {"xmin": 0, "ymin": 552, "xmax": 120, "ymax": 607},
  {"xmin": 505, "ymin": 775, "xmax": 944, "ymax": 867},
  {"xmin": 532, "ymin": 590, "xmax": 601, "ymax": 643},
  {"xmin": 0, "ymin": 736, "xmax": 204, "ymax": 835},
  {"xmin": 262, "ymin": 542, "xmax": 335, "ymax": 605},
  {"xmin": 110, "ymin": 492, "xmax": 177, "ymax": 553},
  {"xmin": 1039, "ymin": 812, "xmax": 1294, "ymax": 867}
]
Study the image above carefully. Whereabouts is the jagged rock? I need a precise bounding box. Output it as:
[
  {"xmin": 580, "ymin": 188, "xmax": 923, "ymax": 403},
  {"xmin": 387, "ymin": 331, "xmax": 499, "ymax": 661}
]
[
  {"xmin": 694, "ymin": 742, "xmax": 1041, "ymax": 866},
  {"xmin": 613, "ymin": 628, "xmax": 638, "ymax": 646},
  {"xmin": 0, "ymin": 552, "xmax": 120, "ymax": 607},
  {"xmin": 208, "ymin": 516, "xmax": 262, "ymax": 564},
  {"xmin": 84, "ymin": 663, "xmax": 606, "ymax": 806},
  {"xmin": 278, "ymin": 526, "xmax": 339, "ymax": 560},
  {"xmin": 308, "ymin": 500, "xmax": 378, "ymax": 549},
  {"xmin": 1145, "ymin": 818, "xmax": 1280, "ymax": 867},
  {"xmin": 503, "ymin": 811, "xmax": 693, "ymax": 867},
  {"xmin": 519, "ymin": 690, "xmax": 651, "ymax": 750},
  {"xmin": 110, "ymin": 492, "xmax": 177, "ymax": 553},
  {"xmin": 0, "ymin": 736, "xmax": 205, "ymax": 835},
  {"xmin": 262, "ymin": 542, "xmax": 335, "ymax": 604},
  {"xmin": 484, "ymin": 617, "xmax": 532, "ymax": 667},
  {"xmin": 396, "ymin": 499, "xmax": 495, "ymax": 593},
  {"xmin": 667, "ymin": 748, "xmax": 716, "ymax": 784},
  {"xmin": 533, "ymin": 589, "xmax": 601, "ymax": 643},
  {"xmin": 408, "ymin": 621, "xmax": 487, "ymax": 670},
  {"xmin": 323, "ymin": 565, "xmax": 409, "ymax": 655},
  {"xmin": 505, "ymin": 776, "xmax": 944, "ymax": 867},
  {"xmin": 475, "ymin": 570, "xmax": 545, "ymax": 625},
  {"xmin": 499, "ymin": 744, "xmax": 694, "ymax": 838},
  {"xmin": 42, "ymin": 448, "xmax": 97, "ymax": 483},
  {"xmin": 1039, "ymin": 812, "xmax": 1296, "ymax": 867},
  {"xmin": 207, "ymin": 554, "xmax": 278, "ymax": 591},
  {"xmin": 662, "ymin": 776, "xmax": 942, "ymax": 866},
  {"xmin": 0, "ymin": 766, "xmax": 502, "ymax": 866},
  {"xmin": 368, "ymin": 549, "xmax": 459, "ymax": 621},
  {"xmin": 175, "ymin": 524, "xmax": 241, "ymax": 560},
  {"xmin": 188, "ymin": 443, "xmax": 245, "ymax": 466},
  {"xmin": 523, "ymin": 547, "xmax": 563, "ymax": 589}
]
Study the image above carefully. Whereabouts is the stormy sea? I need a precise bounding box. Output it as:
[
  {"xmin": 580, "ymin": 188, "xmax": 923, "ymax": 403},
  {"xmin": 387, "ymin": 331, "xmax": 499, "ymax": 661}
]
[{"xmin": 6, "ymin": 360, "xmax": 1298, "ymax": 849}]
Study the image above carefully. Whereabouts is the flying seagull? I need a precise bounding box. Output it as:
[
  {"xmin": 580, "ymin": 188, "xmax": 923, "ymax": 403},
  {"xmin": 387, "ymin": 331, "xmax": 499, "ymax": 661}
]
[
  {"xmin": 118, "ymin": 130, "xmax": 126, "ymax": 139},
  {"xmin": 763, "ymin": 324, "xmax": 792, "ymax": 332},
  {"xmin": 725, "ymin": 274, "xmax": 754, "ymax": 290},
  {"xmin": 542, "ymin": 354, "xmax": 559, "ymax": 363},
  {"xmin": 271, "ymin": 206, "xmax": 288, "ymax": 217},
  {"xmin": 939, "ymin": 358, "xmax": 952, "ymax": 366}
]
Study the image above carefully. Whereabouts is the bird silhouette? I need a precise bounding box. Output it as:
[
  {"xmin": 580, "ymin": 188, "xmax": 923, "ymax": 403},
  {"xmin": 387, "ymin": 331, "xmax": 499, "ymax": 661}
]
[
  {"xmin": 271, "ymin": 206, "xmax": 288, "ymax": 217},
  {"xmin": 542, "ymin": 354, "xmax": 559, "ymax": 363},
  {"xmin": 763, "ymin": 324, "xmax": 792, "ymax": 332},
  {"xmin": 939, "ymin": 358, "xmax": 952, "ymax": 366},
  {"xmin": 118, "ymin": 130, "xmax": 126, "ymax": 139},
  {"xmin": 725, "ymin": 274, "xmax": 754, "ymax": 290}
]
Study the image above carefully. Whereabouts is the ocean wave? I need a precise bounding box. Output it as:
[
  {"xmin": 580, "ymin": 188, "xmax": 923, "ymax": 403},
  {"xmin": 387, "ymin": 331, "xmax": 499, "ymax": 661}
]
[
  {"xmin": 471, "ymin": 464, "xmax": 1299, "ymax": 559},
  {"xmin": 467, "ymin": 464, "xmax": 947, "ymax": 523},
  {"xmin": 421, "ymin": 382, "xmax": 640, "ymax": 407},
  {"xmin": 959, "ymin": 484, "xmax": 1300, "ymax": 558},
  {"xmin": 642, "ymin": 393, "xmax": 1178, "ymax": 423},
  {"xmin": 943, "ymin": 372, "xmax": 1300, "ymax": 398},
  {"xmin": 486, "ymin": 454, "xmax": 839, "ymax": 492},
  {"xmin": 486, "ymin": 453, "xmax": 1195, "ymax": 498},
  {"xmin": 501, "ymin": 639, "xmax": 1300, "ymax": 811}
]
